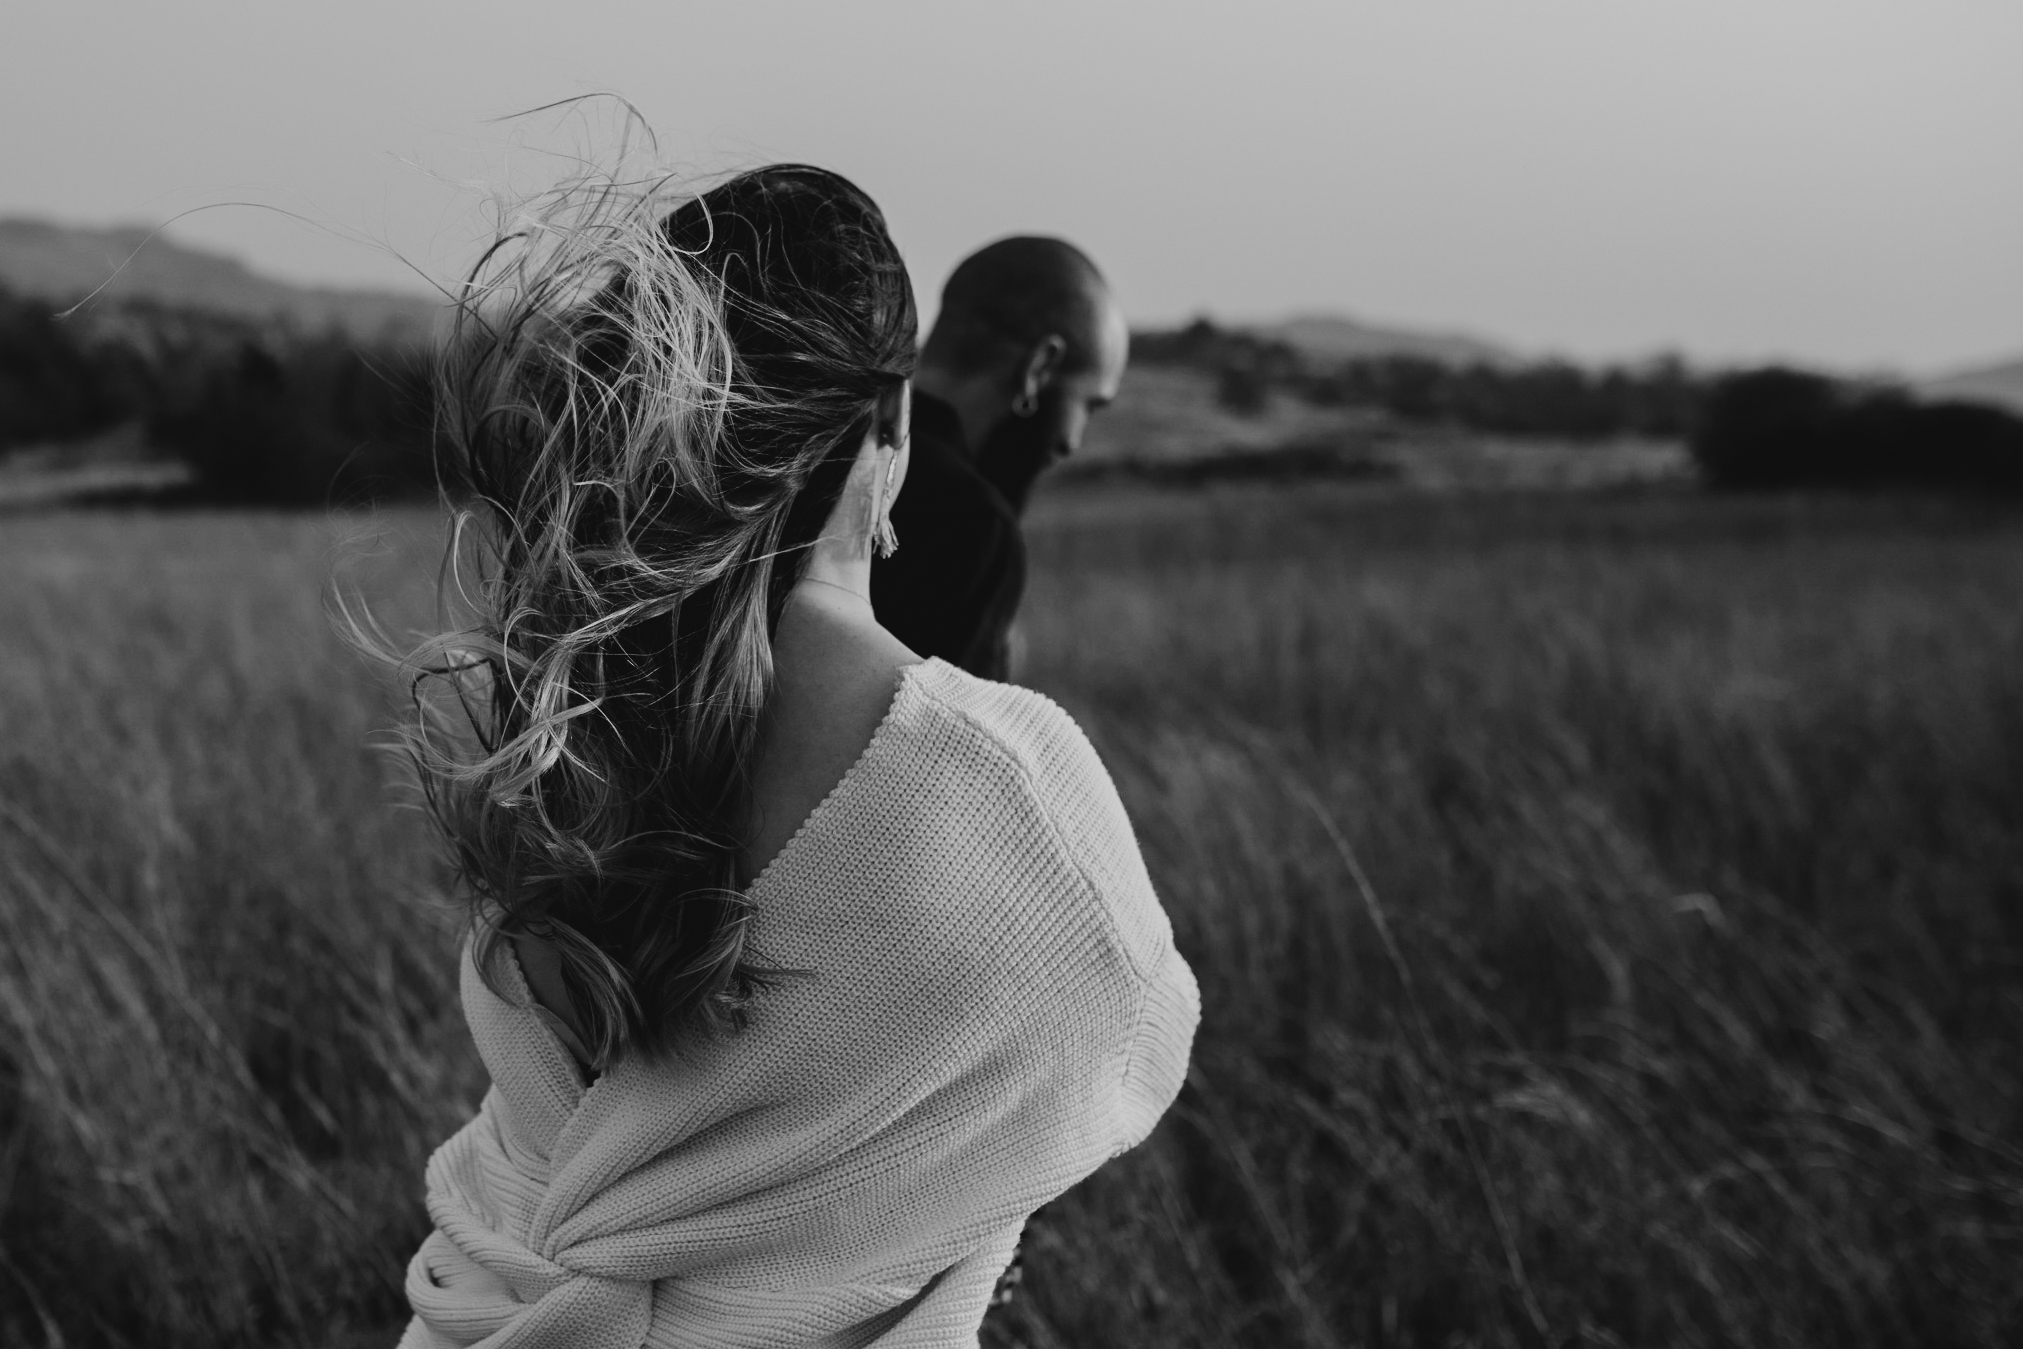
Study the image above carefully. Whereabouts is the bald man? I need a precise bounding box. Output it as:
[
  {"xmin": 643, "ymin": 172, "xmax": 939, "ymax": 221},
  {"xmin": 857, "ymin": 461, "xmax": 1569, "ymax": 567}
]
[{"xmin": 872, "ymin": 236, "xmax": 1130, "ymax": 681}]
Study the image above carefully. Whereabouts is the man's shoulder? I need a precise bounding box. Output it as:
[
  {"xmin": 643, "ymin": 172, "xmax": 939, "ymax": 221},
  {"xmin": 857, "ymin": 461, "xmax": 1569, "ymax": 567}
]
[
  {"xmin": 893, "ymin": 440, "xmax": 1019, "ymax": 545},
  {"xmin": 902, "ymin": 393, "xmax": 1014, "ymax": 516},
  {"xmin": 873, "ymin": 392, "xmax": 1026, "ymax": 674}
]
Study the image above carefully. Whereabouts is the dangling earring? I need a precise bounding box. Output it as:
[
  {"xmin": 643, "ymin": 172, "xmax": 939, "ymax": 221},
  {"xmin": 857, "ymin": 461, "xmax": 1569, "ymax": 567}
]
[
  {"xmin": 1011, "ymin": 389, "xmax": 1038, "ymax": 418},
  {"xmin": 873, "ymin": 452, "xmax": 900, "ymax": 559}
]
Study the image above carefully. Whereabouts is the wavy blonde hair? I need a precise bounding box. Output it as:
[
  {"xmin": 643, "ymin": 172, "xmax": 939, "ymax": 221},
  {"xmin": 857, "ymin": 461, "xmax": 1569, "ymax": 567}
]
[{"xmin": 389, "ymin": 164, "xmax": 915, "ymax": 1064}]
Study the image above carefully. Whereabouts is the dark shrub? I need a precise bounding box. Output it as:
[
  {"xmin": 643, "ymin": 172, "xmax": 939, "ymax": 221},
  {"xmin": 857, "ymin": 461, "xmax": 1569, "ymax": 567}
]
[
  {"xmin": 1690, "ymin": 368, "xmax": 1839, "ymax": 490},
  {"xmin": 0, "ymin": 290, "xmax": 142, "ymax": 447},
  {"xmin": 1215, "ymin": 363, "xmax": 1269, "ymax": 414},
  {"xmin": 150, "ymin": 336, "xmax": 436, "ymax": 505},
  {"xmin": 1693, "ymin": 367, "xmax": 2023, "ymax": 494}
]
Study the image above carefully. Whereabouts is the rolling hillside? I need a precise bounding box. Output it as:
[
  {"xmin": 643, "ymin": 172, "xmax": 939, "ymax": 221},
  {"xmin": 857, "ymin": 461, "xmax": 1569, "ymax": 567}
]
[
  {"xmin": 1921, "ymin": 356, "xmax": 2023, "ymax": 415},
  {"xmin": 1247, "ymin": 312, "xmax": 1512, "ymax": 366},
  {"xmin": 0, "ymin": 217, "xmax": 440, "ymax": 343}
]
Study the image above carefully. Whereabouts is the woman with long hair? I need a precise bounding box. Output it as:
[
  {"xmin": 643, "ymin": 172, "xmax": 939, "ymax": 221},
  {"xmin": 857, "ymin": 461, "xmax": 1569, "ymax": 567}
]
[{"xmin": 390, "ymin": 163, "xmax": 1197, "ymax": 1348}]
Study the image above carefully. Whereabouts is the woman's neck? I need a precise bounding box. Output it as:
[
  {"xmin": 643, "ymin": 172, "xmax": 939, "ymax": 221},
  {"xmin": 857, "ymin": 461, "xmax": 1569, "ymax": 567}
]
[
  {"xmin": 796, "ymin": 574, "xmax": 871, "ymax": 607},
  {"xmin": 796, "ymin": 532, "xmax": 873, "ymax": 605},
  {"xmin": 773, "ymin": 535, "xmax": 894, "ymax": 705},
  {"xmin": 747, "ymin": 557, "xmax": 919, "ymax": 885}
]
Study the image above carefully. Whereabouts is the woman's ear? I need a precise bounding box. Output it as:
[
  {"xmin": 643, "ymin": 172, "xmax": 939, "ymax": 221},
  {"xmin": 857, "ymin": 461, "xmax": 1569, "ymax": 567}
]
[
  {"xmin": 875, "ymin": 381, "xmax": 909, "ymax": 448},
  {"xmin": 807, "ymin": 419, "xmax": 890, "ymax": 569},
  {"xmin": 886, "ymin": 384, "xmax": 913, "ymax": 504}
]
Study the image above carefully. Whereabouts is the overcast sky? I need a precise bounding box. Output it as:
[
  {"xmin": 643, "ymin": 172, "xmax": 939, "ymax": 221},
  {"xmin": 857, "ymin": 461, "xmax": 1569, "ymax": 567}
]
[{"xmin": 6, "ymin": 1, "xmax": 2018, "ymax": 372}]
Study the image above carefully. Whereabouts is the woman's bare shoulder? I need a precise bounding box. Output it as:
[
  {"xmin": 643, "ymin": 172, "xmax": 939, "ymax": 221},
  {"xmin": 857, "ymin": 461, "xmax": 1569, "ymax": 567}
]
[{"xmin": 743, "ymin": 596, "xmax": 920, "ymax": 882}]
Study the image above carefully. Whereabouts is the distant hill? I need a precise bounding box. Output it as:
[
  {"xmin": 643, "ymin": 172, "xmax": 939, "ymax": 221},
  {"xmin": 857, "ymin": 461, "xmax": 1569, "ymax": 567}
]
[
  {"xmin": 0, "ymin": 218, "xmax": 440, "ymax": 344},
  {"xmin": 1246, "ymin": 313, "xmax": 1513, "ymax": 367},
  {"xmin": 1919, "ymin": 357, "xmax": 2023, "ymax": 416}
]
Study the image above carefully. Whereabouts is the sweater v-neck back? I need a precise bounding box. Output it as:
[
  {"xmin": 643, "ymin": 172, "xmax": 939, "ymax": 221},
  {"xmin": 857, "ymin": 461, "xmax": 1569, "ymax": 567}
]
[
  {"xmin": 743, "ymin": 657, "xmax": 934, "ymax": 898},
  {"xmin": 402, "ymin": 658, "xmax": 1199, "ymax": 1349},
  {"xmin": 514, "ymin": 659, "xmax": 936, "ymax": 1075}
]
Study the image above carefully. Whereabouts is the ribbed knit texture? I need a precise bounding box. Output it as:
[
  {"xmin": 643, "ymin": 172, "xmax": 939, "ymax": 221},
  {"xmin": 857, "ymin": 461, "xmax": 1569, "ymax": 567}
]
[{"xmin": 400, "ymin": 658, "xmax": 1200, "ymax": 1348}]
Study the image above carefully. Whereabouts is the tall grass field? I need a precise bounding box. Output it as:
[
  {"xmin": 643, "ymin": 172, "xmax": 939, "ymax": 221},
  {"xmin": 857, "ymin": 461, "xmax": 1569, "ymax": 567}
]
[{"xmin": 2, "ymin": 483, "xmax": 2019, "ymax": 1347}]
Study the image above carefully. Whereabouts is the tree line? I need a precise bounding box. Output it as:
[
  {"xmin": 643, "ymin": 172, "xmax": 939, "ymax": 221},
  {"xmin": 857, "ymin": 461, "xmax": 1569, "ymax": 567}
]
[
  {"xmin": 0, "ymin": 285, "xmax": 435, "ymax": 504},
  {"xmin": 1134, "ymin": 318, "xmax": 1707, "ymax": 439},
  {"xmin": 1139, "ymin": 318, "xmax": 2023, "ymax": 495},
  {"xmin": 5, "ymin": 294, "xmax": 2020, "ymax": 504}
]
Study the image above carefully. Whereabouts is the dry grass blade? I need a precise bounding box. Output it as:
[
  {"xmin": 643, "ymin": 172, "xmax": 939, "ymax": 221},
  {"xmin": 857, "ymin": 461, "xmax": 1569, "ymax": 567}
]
[
  {"xmin": 6, "ymin": 488, "xmax": 2023, "ymax": 1346},
  {"xmin": 1296, "ymin": 783, "xmax": 1555, "ymax": 1344}
]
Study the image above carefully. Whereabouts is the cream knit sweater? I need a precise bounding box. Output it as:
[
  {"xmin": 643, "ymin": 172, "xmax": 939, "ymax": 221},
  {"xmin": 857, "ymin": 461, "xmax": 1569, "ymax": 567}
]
[{"xmin": 400, "ymin": 658, "xmax": 1200, "ymax": 1348}]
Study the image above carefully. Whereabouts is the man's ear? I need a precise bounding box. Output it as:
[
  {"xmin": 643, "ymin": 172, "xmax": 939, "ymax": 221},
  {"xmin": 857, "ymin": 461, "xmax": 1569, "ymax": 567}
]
[{"xmin": 1015, "ymin": 335, "xmax": 1070, "ymax": 408}]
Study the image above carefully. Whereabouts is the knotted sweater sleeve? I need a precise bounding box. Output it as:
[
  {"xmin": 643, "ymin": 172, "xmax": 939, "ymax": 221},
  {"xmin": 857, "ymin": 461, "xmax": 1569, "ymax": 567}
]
[{"xmin": 399, "ymin": 660, "xmax": 1198, "ymax": 1349}]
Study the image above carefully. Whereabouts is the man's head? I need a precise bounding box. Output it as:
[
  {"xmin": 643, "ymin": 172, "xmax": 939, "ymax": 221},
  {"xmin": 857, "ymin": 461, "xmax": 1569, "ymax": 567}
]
[{"xmin": 916, "ymin": 236, "xmax": 1128, "ymax": 513}]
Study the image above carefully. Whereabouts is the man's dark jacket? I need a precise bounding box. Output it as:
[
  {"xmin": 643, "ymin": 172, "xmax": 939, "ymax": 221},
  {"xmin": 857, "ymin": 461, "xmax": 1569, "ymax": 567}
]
[{"xmin": 871, "ymin": 391, "xmax": 1024, "ymax": 681}]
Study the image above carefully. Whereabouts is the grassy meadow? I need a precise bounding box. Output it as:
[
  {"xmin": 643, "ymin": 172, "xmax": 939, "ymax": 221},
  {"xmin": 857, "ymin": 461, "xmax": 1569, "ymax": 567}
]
[{"xmin": 2, "ymin": 482, "xmax": 2020, "ymax": 1347}]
